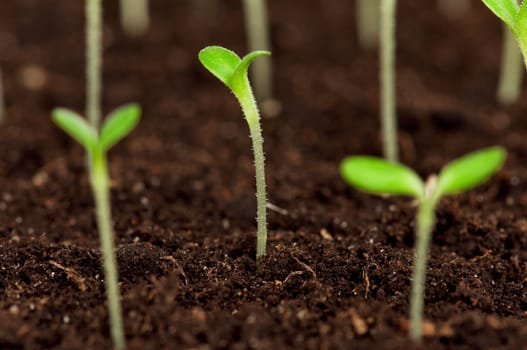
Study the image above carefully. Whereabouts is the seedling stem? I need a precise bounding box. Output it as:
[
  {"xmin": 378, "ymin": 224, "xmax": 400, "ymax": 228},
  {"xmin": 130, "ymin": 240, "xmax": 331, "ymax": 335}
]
[
  {"xmin": 357, "ymin": 0, "xmax": 379, "ymax": 49},
  {"xmin": 242, "ymin": 0, "xmax": 273, "ymax": 101},
  {"xmin": 86, "ymin": 0, "xmax": 102, "ymax": 129},
  {"xmin": 380, "ymin": 0, "xmax": 398, "ymax": 162}
]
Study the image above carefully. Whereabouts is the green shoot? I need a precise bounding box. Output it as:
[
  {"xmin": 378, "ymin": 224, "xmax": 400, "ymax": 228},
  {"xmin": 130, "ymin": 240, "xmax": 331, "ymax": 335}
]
[
  {"xmin": 357, "ymin": 0, "xmax": 379, "ymax": 49},
  {"xmin": 481, "ymin": 0, "xmax": 527, "ymax": 69},
  {"xmin": 52, "ymin": 103, "xmax": 141, "ymax": 350},
  {"xmin": 119, "ymin": 0, "xmax": 150, "ymax": 37},
  {"xmin": 86, "ymin": 0, "xmax": 102, "ymax": 129},
  {"xmin": 497, "ymin": 1, "xmax": 524, "ymax": 104},
  {"xmin": 241, "ymin": 0, "xmax": 273, "ymax": 102},
  {"xmin": 199, "ymin": 46, "xmax": 270, "ymax": 260},
  {"xmin": 437, "ymin": 0, "xmax": 471, "ymax": 18},
  {"xmin": 340, "ymin": 147, "xmax": 506, "ymax": 343},
  {"xmin": 380, "ymin": 0, "xmax": 399, "ymax": 162}
]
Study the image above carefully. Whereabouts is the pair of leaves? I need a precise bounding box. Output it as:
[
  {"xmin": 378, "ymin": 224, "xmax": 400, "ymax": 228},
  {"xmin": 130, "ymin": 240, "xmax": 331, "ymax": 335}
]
[
  {"xmin": 481, "ymin": 0, "xmax": 527, "ymax": 37},
  {"xmin": 52, "ymin": 103, "xmax": 141, "ymax": 153},
  {"xmin": 198, "ymin": 46, "xmax": 270, "ymax": 96},
  {"xmin": 340, "ymin": 147, "xmax": 506, "ymax": 200}
]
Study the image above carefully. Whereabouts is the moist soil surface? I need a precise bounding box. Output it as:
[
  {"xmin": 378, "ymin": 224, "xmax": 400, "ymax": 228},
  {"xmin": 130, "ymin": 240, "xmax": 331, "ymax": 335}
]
[{"xmin": 1, "ymin": 0, "xmax": 527, "ymax": 349}]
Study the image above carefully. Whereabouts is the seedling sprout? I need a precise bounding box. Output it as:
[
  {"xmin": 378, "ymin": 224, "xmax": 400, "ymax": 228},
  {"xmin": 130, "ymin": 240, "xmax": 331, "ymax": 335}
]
[
  {"xmin": 356, "ymin": 0, "xmax": 379, "ymax": 49},
  {"xmin": 380, "ymin": 0, "xmax": 399, "ymax": 162},
  {"xmin": 86, "ymin": 0, "xmax": 102, "ymax": 128},
  {"xmin": 497, "ymin": 23, "xmax": 524, "ymax": 104},
  {"xmin": 120, "ymin": 0, "xmax": 150, "ymax": 37},
  {"xmin": 242, "ymin": 0, "xmax": 273, "ymax": 102},
  {"xmin": 481, "ymin": 0, "xmax": 527, "ymax": 69},
  {"xmin": 340, "ymin": 147, "xmax": 506, "ymax": 342},
  {"xmin": 198, "ymin": 46, "xmax": 270, "ymax": 260},
  {"xmin": 52, "ymin": 103, "xmax": 141, "ymax": 350}
]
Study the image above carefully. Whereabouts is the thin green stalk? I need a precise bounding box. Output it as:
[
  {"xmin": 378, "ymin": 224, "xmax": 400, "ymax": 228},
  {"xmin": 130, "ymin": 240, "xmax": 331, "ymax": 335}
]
[
  {"xmin": 86, "ymin": 0, "xmax": 102, "ymax": 129},
  {"xmin": 238, "ymin": 86, "xmax": 268, "ymax": 260},
  {"xmin": 380, "ymin": 0, "xmax": 398, "ymax": 163},
  {"xmin": 241, "ymin": 0, "xmax": 273, "ymax": 102},
  {"xmin": 498, "ymin": 24, "xmax": 524, "ymax": 104},
  {"xmin": 91, "ymin": 150, "xmax": 126, "ymax": 350},
  {"xmin": 119, "ymin": 0, "xmax": 150, "ymax": 37},
  {"xmin": 356, "ymin": 0, "xmax": 379, "ymax": 49},
  {"xmin": 409, "ymin": 196, "xmax": 436, "ymax": 343},
  {"xmin": 0, "ymin": 65, "xmax": 4, "ymax": 124}
]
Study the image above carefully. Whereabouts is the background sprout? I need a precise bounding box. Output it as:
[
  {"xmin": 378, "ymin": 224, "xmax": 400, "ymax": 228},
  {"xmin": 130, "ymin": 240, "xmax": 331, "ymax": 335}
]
[
  {"xmin": 119, "ymin": 0, "xmax": 150, "ymax": 37},
  {"xmin": 52, "ymin": 103, "xmax": 141, "ymax": 350},
  {"xmin": 481, "ymin": 0, "xmax": 527, "ymax": 69},
  {"xmin": 437, "ymin": 0, "xmax": 471, "ymax": 18},
  {"xmin": 380, "ymin": 0, "xmax": 398, "ymax": 162},
  {"xmin": 356, "ymin": 0, "xmax": 379, "ymax": 49},
  {"xmin": 86, "ymin": 0, "xmax": 102, "ymax": 129},
  {"xmin": 497, "ymin": 3, "xmax": 524, "ymax": 104},
  {"xmin": 199, "ymin": 46, "xmax": 270, "ymax": 260},
  {"xmin": 340, "ymin": 147, "xmax": 506, "ymax": 343},
  {"xmin": 241, "ymin": 0, "xmax": 273, "ymax": 102}
]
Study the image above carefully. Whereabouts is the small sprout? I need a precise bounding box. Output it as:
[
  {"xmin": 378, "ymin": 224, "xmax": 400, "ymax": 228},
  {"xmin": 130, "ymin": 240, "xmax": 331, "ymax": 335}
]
[
  {"xmin": 119, "ymin": 0, "xmax": 150, "ymax": 37},
  {"xmin": 86, "ymin": 0, "xmax": 102, "ymax": 129},
  {"xmin": 380, "ymin": 0, "xmax": 399, "ymax": 162},
  {"xmin": 241, "ymin": 0, "xmax": 273, "ymax": 101},
  {"xmin": 340, "ymin": 147, "xmax": 506, "ymax": 342},
  {"xmin": 52, "ymin": 103, "xmax": 141, "ymax": 350},
  {"xmin": 356, "ymin": 0, "xmax": 379, "ymax": 49},
  {"xmin": 497, "ymin": 22, "xmax": 524, "ymax": 104},
  {"xmin": 199, "ymin": 45, "xmax": 270, "ymax": 261},
  {"xmin": 481, "ymin": 0, "xmax": 527, "ymax": 69}
]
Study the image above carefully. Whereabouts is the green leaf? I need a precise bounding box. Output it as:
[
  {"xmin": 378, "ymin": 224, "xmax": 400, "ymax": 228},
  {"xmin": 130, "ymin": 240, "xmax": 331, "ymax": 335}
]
[
  {"xmin": 229, "ymin": 50, "xmax": 271, "ymax": 94},
  {"xmin": 340, "ymin": 156, "xmax": 424, "ymax": 198},
  {"xmin": 436, "ymin": 147, "xmax": 506, "ymax": 196},
  {"xmin": 100, "ymin": 103, "xmax": 141, "ymax": 151},
  {"xmin": 198, "ymin": 46, "xmax": 241, "ymax": 86},
  {"xmin": 480, "ymin": 0, "xmax": 520, "ymax": 30},
  {"xmin": 52, "ymin": 108, "xmax": 97, "ymax": 151},
  {"xmin": 516, "ymin": 1, "xmax": 527, "ymax": 48}
]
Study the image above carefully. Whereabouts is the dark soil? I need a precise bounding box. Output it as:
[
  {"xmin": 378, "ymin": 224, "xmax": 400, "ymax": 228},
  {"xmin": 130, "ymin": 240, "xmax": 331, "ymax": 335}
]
[{"xmin": 1, "ymin": 0, "xmax": 527, "ymax": 349}]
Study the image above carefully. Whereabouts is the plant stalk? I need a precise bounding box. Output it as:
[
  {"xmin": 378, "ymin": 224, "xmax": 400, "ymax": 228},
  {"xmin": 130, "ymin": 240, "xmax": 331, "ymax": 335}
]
[
  {"xmin": 498, "ymin": 25, "xmax": 524, "ymax": 104},
  {"xmin": 356, "ymin": 0, "xmax": 379, "ymax": 49},
  {"xmin": 409, "ymin": 196, "xmax": 436, "ymax": 343},
  {"xmin": 237, "ymin": 85, "xmax": 268, "ymax": 260},
  {"xmin": 380, "ymin": 0, "xmax": 398, "ymax": 162},
  {"xmin": 241, "ymin": 0, "xmax": 273, "ymax": 102},
  {"xmin": 91, "ymin": 151, "xmax": 126, "ymax": 350},
  {"xmin": 86, "ymin": 0, "xmax": 102, "ymax": 129},
  {"xmin": 119, "ymin": 0, "xmax": 150, "ymax": 37}
]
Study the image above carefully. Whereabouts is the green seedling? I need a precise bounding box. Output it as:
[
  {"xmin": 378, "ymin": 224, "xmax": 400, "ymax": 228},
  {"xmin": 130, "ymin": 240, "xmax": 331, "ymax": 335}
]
[
  {"xmin": 340, "ymin": 147, "xmax": 506, "ymax": 343},
  {"xmin": 497, "ymin": 23, "xmax": 524, "ymax": 104},
  {"xmin": 481, "ymin": 0, "xmax": 527, "ymax": 69},
  {"xmin": 120, "ymin": 0, "xmax": 150, "ymax": 37},
  {"xmin": 380, "ymin": 0, "xmax": 398, "ymax": 162},
  {"xmin": 52, "ymin": 103, "xmax": 141, "ymax": 350},
  {"xmin": 242, "ymin": 0, "xmax": 273, "ymax": 101},
  {"xmin": 198, "ymin": 46, "xmax": 270, "ymax": 260},
  {"xmin": 357, "ymin": 0, "xmax": 379, "ymax": 49},
  {"xmin": 86, "ymin": 0, "xmax": 102, "ymax": 129}
]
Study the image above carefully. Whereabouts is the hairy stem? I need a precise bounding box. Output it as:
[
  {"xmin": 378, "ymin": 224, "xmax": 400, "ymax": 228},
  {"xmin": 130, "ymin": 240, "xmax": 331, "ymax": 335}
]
[
  {"xmin": 498, "ymin": 24, "xmax": 523, "ymax": 104},
  {"xmin": 380, "ymin": 0, "xmax": 398, "ymax": 163},
  {"xmin": 356, "ymin": 0, "xmax": 379, "ymax": 49},
  {"xmin": 119, "ymin": 0, "xmax": 150, "ymax": 37},
  {"xmin": 86, "ymin": 0, "xmax": 102, "ymax": 129},
  {"xmin": 91, "ymin": 151, "xmax": 126, "ymax": 350},
  {"xmin": 241, "ymin": 0, "xmax": 273, "ymax": 102},
  {"xmin": 410, "ymin": 197, "xmax": 436, "ymax": 343},
  {"xmin": 237, "ymin": 85, "xmax": 268, "ymax": 260}
]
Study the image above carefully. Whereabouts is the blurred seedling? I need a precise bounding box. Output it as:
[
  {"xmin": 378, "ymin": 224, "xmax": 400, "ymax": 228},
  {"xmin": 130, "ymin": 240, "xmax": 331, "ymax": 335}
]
[
  {"xmin": 120, "ymin": 0, "xmax": 150, "ymax": 37},
  {"xmin": 198, "ymin": 45, "xmax": 270, "ymax": 261},
  {"xmin": 52, "ymin": 103, "xmax": 141, "ymax": 350},
  {"xmin": 340, "ymin": 147, "xmax": 506, "ymax": 343}
]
